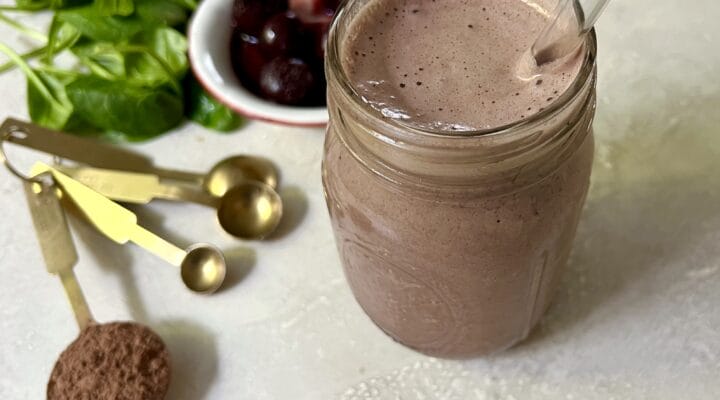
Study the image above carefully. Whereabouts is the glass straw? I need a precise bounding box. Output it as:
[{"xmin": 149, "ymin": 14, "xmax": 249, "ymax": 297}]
[{"xmin": 532, "ymin": 0, "xmax": 612, "ymax": 65}]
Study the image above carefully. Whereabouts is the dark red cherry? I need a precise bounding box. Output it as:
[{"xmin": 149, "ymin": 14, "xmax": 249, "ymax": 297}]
[
  {"xmin": 259, "ymin": 57, "xmax": 316, "ymax": 105},
  {"xmin": 231, "ymin": 30, "xmax": 266, "ymax": 88},
  {"xmin": 324, "ymin": 0, "xmax": 341, "ymax": 12},
  {"xmin": 290, "ymin": 0, "xmax": 339, "ymax": 21},
  {"xmin": 232, "ymin": 0, "xmax": 286, "ymax": 35},
  {"xmin": 288, "ymin": 0, "xmax": 323, "ymax": 18},
  {"xmin": 260, "ymin": 12, "xmax": 304, "ymax": 57}
]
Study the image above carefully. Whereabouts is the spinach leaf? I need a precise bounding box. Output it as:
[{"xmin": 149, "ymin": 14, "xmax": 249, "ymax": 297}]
[
  {"xmin": 145, "ymin": 27, "xmax": 187, "ymax": 78},
  {"xmin": 66, "ymin": 75, "xmax": 184, "ymax": 140},
  {"xmin": 0, "ymin": 42, "xmax": 78, "ymax": 129},
  {"xmin": 72, "ymin": 28, "xmax": 186, "ymax": 87},
  {"xmin": 0, "ymin": 16, "xmax": 79, "ymax": 73},
  {"xmin": 4, "ymin": 0, "xmax": 238, "ymax": 141},
  {"xmin": 116, "ymin": 28, "xmax": 187, "ymax": 91},
  {"xmin": 185, "ymin": 76, "xmax": 243, "ymax": 132},
  {"xmin": 29, "ymin": 69, "xmax": 99, "ymax": 133},
  {"xmin": 44, "ymin": 17, "xmax": 81, "ymax": 63},
  {"xmin": 57, "ymin": 6, "xmax": 144, "ymax": 41},
  {"xmin": 99, "ymin": 129, "xmax": 156, "ymax": 143},
  {"xmin": 15, "ymin": 0, "xmax": 89, "ymax": 10},
  {"xmin": 72, "ymin": 42, "xmax": 126, "ymax": 80},
  {"xmin": 57, "ymin": 0, "xmax": 188, "ymax": 40},
  {"xmin": 13, "ymin": 0, "xmax": 49, "ymax": 11},
  {"xmin": 135, "ymin": 0, "xmax": 188, "ymax": 26},
  {"xmin": 122, "ymin": 50, "xmax": 172, "ymax": 88},
  {"xmin": 28, "ymin": 70, "xmax": 77, "ymax": 130},
  {"xmin": 94, "ymin": 0, "xmax": 134, "ymax": 16}
]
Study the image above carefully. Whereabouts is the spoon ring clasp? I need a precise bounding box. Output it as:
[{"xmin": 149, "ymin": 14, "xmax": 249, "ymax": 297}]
[{"xmin": 0, "ymin": 128, "xmax": 51, "ymax": 185}]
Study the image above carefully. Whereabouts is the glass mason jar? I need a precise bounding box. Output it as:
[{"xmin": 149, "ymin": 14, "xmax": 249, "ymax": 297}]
[{"xmin": 322, "ymin": 1, "xmax": 597, "ymax": 358}]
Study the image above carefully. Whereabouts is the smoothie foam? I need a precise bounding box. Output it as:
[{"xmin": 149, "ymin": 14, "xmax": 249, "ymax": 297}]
[{"xmin": 342, "ymin": 0, "xmax": 582, "ymax": 131}]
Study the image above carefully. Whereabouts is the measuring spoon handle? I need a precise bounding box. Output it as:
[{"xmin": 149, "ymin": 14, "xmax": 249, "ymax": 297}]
[
  {"xmin": 154, "ymin": 183, "xmax": 220, "ymax": 207},
  {"xmin": 126, "ymin": 225, "xmax": 187, "ymax": 267},
  {"xmin": 56, "ymin": 165, "xmax": 219, "ymax": 208},
  {"xmin": 34, "ymin": 163, "xmax": 190, "ymax": 268},
  {"xmin": 23, "ymin": 179, "xmax": 94, "ymax": 330},
  {"xmin": 58, "ymin": 269, "xmax": 94, "ymax": 330},
  {"xmin": 1, "ymin": 118, "xmax": 206, "ymax": 183},
  {"xmin": 3, "ymin": 119, "xmax": 152, "ymax": 172},
  {"xmin": 152, "ymin": 168, "xmax": 205, "ymax": 185}
]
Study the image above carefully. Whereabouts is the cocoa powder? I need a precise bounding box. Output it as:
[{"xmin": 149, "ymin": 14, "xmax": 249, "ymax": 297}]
[{"xmin": 47, "ymin": 322, "xmax": 171, "ymax": 400}]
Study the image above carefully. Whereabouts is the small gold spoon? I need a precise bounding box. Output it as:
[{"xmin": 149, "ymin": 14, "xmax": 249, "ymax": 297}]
[
  {"xmin": 56, "ymin": 165, "xmax": 283, "ymax": 240},
  {"xmin": 32, "ymin": 163, "xmax": 227, "ymax": 294}
]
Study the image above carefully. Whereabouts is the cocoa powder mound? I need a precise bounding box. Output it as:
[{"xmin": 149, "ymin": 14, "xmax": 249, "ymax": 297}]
[{"xmin": 47, "ymin": 322, "xmax": 171, "ymax": 400}]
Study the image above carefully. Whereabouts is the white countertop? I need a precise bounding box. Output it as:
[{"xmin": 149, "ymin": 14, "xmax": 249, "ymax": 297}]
[{"xmin": 1, "ymin": 1, "xmax": 719, "ymax": 398}]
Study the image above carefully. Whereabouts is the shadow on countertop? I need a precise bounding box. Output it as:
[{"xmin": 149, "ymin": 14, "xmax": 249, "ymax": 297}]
[
  {"xmin": 64, "ymin": 204, "xmax": 150, "ymax": 322},
  {"xmin": 156, "ymin": 319, "xmax": 219, "ymax": 400},
  {"xmin": 267, "ymin": 185, "xmax": 309, "ymax": 241}
]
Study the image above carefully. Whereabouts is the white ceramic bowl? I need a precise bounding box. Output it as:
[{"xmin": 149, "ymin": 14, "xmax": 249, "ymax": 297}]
[{"xmin": 188, "ymin": 0, "xmax": 329, "ymax": 127}]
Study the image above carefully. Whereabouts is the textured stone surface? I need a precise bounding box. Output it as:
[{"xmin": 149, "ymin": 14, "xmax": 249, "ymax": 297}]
[{"xmin": 0, "ymin": 0, "xmax": 718, "ymax": 399}]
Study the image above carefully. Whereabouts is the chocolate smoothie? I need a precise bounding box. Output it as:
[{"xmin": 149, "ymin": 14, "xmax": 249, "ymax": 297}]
[
  {"xmin": 323, "ymin": 0, "xmax": 596, "ymax": 357},
  {"xmin": 341, "ymin": 0, "xmax": 582, "ymax": 130}
]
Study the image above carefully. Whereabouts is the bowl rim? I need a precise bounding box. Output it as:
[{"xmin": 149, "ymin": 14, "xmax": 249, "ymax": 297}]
[{"xmin": 188, "ymin": 0, "xmax": 329, "ymax": 128}]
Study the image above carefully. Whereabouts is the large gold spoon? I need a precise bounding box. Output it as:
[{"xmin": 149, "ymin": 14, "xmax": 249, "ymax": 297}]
[
  {"xmin": 56, "ymin": 165, "xmax": 283, "ymax": 240},
  {"xmin": 184, "ymin": 155, "xmax": 280, "ymax": 197},
  {"xmin": 32, "ymin": 163, "xmax": 227, "ymax": 294},
  {"xmin": 23, "ymin": 177, "xmax": 172, "ymax": 400}
]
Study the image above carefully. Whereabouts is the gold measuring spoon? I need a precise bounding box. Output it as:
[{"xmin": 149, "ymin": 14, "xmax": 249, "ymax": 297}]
[
  {"xmin": 56, "ymin": 165, "xmax": 284, "ymax": 240},
  {"xmin": 217, "ymin": 182, "xmax": 283, "ymax": 240},
  {"xmin": 54, "ymin": 165, "xmax": 220, "ymax": 207},
  {"xmin": 25, "ymin": 180, "xmax": 172, "ymax": 399},
  {"xmin": 23, "ymin": 176, "xmax": 93, "ymax": 329},
  {"xmin": 31, "ymin": 163, "xmax": 227, "ymax": 294},
  {"xmin": 1, "ymin": 119, "xmax": 278, "ymax": 192},
  {"xmin": 1, "ymin": 118, "xmax": 196, "ymax": 181},
  {"xmin": 189, "ymin": 155, "xmax": 280, "ymax": 197},
  {"xmin": 15, "ymin": 156, "xmax": 172, "ymax": 399}
]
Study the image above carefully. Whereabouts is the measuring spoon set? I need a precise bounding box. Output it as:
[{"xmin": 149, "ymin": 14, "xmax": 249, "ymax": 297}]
[{"xmin": 2, "ymin": 118, "xmax": 285, "ymax": 295}]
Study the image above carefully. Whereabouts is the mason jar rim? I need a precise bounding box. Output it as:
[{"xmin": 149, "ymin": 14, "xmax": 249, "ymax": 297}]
[{"xmin": 326, "ymin": 1, "xmax": 598, "ymax": 142}]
